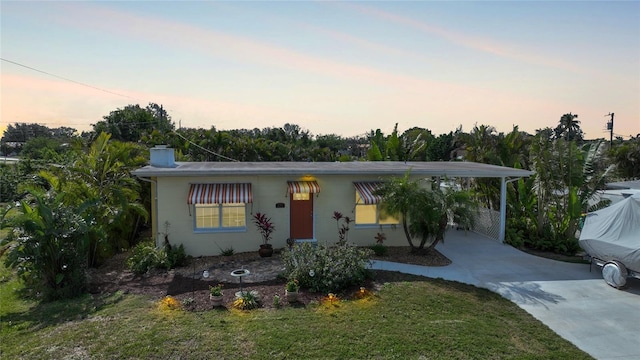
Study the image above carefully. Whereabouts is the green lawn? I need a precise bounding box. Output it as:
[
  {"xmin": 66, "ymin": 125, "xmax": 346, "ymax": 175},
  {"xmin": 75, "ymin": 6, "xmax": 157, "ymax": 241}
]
[{"xmin": 0, "ymin": 265, "xmax": 592, "ymax": 359}]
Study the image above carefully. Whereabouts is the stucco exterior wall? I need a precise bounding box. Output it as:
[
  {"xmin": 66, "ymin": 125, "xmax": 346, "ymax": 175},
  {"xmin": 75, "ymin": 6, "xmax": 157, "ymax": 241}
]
[{"xmin": 154, "ymin": 173, "xmax": 424, "ymax": 256}]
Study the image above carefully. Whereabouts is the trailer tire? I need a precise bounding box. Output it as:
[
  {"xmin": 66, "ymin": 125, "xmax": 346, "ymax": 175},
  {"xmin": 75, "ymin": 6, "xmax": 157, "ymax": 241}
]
[{"xmin": 602, "ymin": 261, "xmax": 628, "ymax": 289}]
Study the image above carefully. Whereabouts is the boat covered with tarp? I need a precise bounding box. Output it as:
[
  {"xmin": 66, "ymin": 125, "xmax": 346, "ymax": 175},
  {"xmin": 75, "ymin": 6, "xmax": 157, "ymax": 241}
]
[{"xmin": 579, "ymin": 193, "xmax": 640, "ymax": 288}]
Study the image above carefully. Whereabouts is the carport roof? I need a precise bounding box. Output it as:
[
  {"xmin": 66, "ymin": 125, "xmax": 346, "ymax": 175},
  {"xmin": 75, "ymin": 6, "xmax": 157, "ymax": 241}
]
[{"xmin": 132, "ymin": 161, "xmax": 533, "ymax": 178}]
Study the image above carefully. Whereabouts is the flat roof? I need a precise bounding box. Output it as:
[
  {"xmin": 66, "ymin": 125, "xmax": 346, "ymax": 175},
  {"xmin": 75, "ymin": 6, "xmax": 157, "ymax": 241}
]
[
  {"xmin": 132, "ymin": 161, "xmax": 533, "ymax": 178},
  {"xmin": 607, "ymin": 180, "xmax": 640, "ymax": 190}
]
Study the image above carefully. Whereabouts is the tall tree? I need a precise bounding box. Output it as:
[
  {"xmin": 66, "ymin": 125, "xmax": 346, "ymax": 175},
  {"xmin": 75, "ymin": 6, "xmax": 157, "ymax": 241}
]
[
  {"xmin": 608, "ymin": 135, "xmax": 640, "ymax": 179},
  {"xmin": 92, "ymin": 103, "xmax": 173, "ymax": 142},
  {"xmin": 426, "ymin": 132, "xmax": 455, "ymax": 161},
  {"xmin": 39, "ymin": 133, "xmax": 148, "ymax": 266},
  {"xmin": 400, "ymin": 127, "xmax": 433, "ymax": 161},
  {"xmin": 554, "ymin": 113, "xmax": 584, "ymax": 142},
  {"xmin": 529, "ymin": 129, "xmax": 612, "ymax": 254}
]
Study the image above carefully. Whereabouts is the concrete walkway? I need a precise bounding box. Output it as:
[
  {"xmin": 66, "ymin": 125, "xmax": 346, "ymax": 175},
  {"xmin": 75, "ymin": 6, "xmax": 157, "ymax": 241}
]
[{"xmin": 371, "ymin": 231, "xmax": 640, "ymax": 360}]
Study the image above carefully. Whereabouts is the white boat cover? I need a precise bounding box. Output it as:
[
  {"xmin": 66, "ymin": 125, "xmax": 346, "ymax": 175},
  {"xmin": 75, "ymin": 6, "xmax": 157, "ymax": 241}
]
[{"xmin": 579, "ymin": 193, "xmax": 640, "ymax": 273}]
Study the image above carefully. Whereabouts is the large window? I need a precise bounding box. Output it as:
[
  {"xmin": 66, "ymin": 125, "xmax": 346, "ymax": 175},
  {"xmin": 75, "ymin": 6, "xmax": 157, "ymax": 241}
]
[
  {"xmin": 195, "ymin": 203, "xmax": 246, "ymax": 231},
  {"xmin": 188, "ymin": 183, "xmax": 252, "ymax": 232},
  {"xmin": 354, "ymin": 192, "xmax": 399, "ymax": 226}
]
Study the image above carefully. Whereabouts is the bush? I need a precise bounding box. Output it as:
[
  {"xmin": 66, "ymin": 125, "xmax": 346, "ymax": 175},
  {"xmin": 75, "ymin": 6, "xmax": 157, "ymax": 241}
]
[
  {"xmin": 282, "ymin": 242, "xmax": 372, "ymax": 293},
  {"xmin": 233, "ymin": 291, "xmax": 261, "ymax": 310},
  {"xmin": 164, "ymin": 243, "xmax": 186, "ymax": 269},
  {"xmin": 505, "ymin": 227, "xmax": 524, "ymax": 249},
  {"xmin": 368, "ymin": 244, "xmax": 388, "ymax": 256},
  {"xmin": 2, "ymin": 190, "xmax": 90, "ymax": 301},
  {"xmin": 127, "ymin": 241, "xmax": 163, "ymax": 275},
  {"xmin": 128, "ymin": 240, "xmax": 188, "ymax": 274},
  {"xmin": 219, "ymin": 247, "xmax": 235, "ymax": 256}
]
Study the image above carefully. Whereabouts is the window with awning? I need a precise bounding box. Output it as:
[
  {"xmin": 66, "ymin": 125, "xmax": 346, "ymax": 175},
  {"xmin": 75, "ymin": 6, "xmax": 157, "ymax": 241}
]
[
  {"xmin": 187, "ymin": 183, "xmax": 252, "ymax": 231},
  {"xmin": 354, "ymin": 182, "xmax": 382, "ymax": 205},
  {"xmin": 353, "ymin": 182, "xmax": 399, "ymax": 225},
  {"xmin": 287, "ymin": 181, "xmax": 320, "ymax": 194},
  {"xmin": 188, "ymin": 183, "xmax": 253, "ymax": 204}
]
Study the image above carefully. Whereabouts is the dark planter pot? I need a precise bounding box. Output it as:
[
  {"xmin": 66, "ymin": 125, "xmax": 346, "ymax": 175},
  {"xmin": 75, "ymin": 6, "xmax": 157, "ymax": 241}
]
[{"xmin": 258, "ymin": 244, "xmax": 274, "ymax": 258}]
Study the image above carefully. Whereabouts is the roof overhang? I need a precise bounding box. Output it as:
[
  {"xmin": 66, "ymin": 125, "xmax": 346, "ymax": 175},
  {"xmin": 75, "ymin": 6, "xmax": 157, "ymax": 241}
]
[{"xmin": 132, "ymin": 161, "xmax": 533, "ymax": 179}]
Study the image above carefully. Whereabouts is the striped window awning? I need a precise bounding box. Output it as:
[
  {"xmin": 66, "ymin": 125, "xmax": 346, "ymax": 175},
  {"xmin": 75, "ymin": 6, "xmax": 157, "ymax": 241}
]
[
  {"xmin": 354, "ymin": 182, "xmax": 383, "ymax": 205},
  {"xmin": 187, "ymin": 183, "xmax": 253, "ymax": 204},
  {"xmin": 287, "ymin": 181, "xmax": 321, "ymax": 194}
]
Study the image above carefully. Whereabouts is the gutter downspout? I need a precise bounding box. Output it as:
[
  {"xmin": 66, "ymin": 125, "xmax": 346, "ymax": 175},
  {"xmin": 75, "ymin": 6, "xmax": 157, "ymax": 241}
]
[
  {"xmin": 137, "ymin": 176, "xmax": 159, "ymax": 248},
  {"xmin": 499, "ymin": 177, "xmax": 522, "ymax": 243}
]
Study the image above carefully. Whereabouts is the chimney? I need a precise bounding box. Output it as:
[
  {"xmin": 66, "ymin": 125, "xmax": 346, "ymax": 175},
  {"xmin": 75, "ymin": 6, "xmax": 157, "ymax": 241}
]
[{"xmin": 150, "ymin": 145, "xmax": 177, "ymax": 168}]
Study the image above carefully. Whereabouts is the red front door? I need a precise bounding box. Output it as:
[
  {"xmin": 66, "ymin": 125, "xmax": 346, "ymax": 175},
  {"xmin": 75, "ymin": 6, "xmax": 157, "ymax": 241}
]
[{"xmin": 290, "ymin": 193, "xmax": 313, "ymax": 239}]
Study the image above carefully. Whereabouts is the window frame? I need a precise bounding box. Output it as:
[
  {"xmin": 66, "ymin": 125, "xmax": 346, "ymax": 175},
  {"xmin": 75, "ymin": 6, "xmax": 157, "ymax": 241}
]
[{"xmin": 193, "ymin": 202, "xmax": 247, "ymax": 233}]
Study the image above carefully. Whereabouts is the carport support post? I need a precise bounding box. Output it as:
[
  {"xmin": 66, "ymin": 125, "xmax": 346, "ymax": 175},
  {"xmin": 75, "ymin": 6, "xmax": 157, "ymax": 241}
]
[
  {"xmin": 499, "ymin": 177, "xmax": 507, "ymax": 243},
  {"xmin": 499, "ymin": 177, "xmax": 521, "ymax": 243}
]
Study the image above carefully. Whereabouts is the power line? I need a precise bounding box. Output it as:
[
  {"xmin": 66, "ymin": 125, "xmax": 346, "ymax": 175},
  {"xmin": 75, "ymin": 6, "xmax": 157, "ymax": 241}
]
[
  {"xmin": 172, "ymin": 130, "xmax": 239, "ymax": 162},
  {"xmin": 1, "ymin": 57, "xmax": 135, "ymax": 99}
]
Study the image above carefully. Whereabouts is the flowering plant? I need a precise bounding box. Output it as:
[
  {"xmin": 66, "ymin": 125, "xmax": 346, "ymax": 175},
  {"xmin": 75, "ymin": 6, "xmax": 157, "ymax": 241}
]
[
  {"xmin": 209, "ymin": 284, "xmax": 223, "ymax": 297},
  {"xmin": 282, "ymin": 242, "xmax": 372, "ymax": 293},
  {"xmin": 285, "ymin": 279, "xmax": 299, "ymax": 292},
  {"xmin": 253, "ymin": 212, "xmax": 275, "ymax": 245},
  {"xmin": 158, "ymin": 295, "xmax": 182, "ymax": 311}
]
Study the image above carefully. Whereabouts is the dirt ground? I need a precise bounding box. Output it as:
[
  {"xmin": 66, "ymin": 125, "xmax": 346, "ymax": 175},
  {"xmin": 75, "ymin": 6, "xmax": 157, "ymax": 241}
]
[{"xmin": 87, "ymin": 246, "xmax": 450, "ymax": 312}]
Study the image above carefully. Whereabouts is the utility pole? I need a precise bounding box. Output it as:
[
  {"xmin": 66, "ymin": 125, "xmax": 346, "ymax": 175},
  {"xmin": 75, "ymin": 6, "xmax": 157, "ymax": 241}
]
[{"xmin": 606, "ymin": 113, "xmax": 614, "ymax": 148}]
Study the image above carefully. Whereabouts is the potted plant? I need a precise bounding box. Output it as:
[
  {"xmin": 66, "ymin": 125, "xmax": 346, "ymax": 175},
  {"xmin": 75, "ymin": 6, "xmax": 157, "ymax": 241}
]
[
  {"xmin": 285, "ymin": 279, "xmax": 299, "ymax": 302},
  {"xmin": 209, "ymin": 284, "xmax": 224, "ymax": 307},
  {"xmin": 253, "ymin": 212, "xmax": 275, "ymax": 257}
]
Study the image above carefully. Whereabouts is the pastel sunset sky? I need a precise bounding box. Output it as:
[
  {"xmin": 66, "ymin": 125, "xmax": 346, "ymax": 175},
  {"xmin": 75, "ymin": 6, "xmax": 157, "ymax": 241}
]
[{"xmin": 1, "ymin": 1, "xmax": 638, "ymax": 139}]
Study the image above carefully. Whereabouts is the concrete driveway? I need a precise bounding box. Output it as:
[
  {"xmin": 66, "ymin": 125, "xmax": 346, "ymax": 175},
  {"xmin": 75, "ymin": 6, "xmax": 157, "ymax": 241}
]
[{"xmin": 371, "ymin": 231, "xmax": 640, "ymax": 360}]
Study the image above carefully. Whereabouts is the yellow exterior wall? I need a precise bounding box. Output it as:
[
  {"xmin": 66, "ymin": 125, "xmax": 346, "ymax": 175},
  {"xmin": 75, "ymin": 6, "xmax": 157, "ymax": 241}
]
[
  {"xmin": 151, "ymin": 176, "xmax": 157, "ymax": 244},
  {"xmin": 154, "ymin": 173, "xmax": 426, "ymax": 256}
]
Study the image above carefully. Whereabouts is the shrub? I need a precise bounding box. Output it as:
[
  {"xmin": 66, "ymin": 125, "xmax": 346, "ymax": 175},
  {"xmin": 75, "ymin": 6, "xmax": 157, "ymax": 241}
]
[
  {"xmin": 219, "ymin": 247, "xmax": 235, "ymax": 256},
  {"xmin": 505, "ymin": 227, "xmax": 524, "ymax": 249},
  {"xmin": 233, "ymin": 291, "xmax": 260, "ymax": 310},
  {"xmin": 2, "ymin": 190, "xmax": 90, "ymax": 301},
  {"xmin": 127, "ymin": 241, "xmax": 163, "ymax": 274},
  {"xmin": 368, "ymin": 244, "xmax": 388, "ymax": 256},
  {"xmin": 128, "ymin": 239, "xmax": 187, "ymax": 274},
  {"xmin": 160, "ymin": 222, "xmax": 187, "ymax": 269},
  {"xmin": 164, "ymin": 243, "xmax": 186, "ymax": 269},
  {"xmin": 282, "ymin": 242, "xmax": 373, "ymax": 293}
]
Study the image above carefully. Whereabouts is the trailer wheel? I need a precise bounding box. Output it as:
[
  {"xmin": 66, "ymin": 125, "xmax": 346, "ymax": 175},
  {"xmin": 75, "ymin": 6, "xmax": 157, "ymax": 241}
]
[{"xmin": 602, "ymin": 261, "xmax": 628, "ymax": 289}]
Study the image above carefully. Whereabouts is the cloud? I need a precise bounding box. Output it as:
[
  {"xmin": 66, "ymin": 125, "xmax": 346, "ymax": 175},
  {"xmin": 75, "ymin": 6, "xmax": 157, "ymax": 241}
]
[
  {"xmin": 1, "ymin": 72, "xmax": 330, "ymax": 133},
  {"xmin": 45, "ymin": 3, "xmax": 503, "ymax": 96},
  {"xmin": 3, "ymin": 2, "xmax": 635, "ymax": 138},
  {"xmin": 340, "ymin": 2, "xmax": 582, "ymax": 73}
]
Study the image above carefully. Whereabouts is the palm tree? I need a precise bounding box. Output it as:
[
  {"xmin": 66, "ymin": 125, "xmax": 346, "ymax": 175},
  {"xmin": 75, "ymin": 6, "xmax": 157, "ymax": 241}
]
[
  {"xmin": 457, "ymin": 124, "xmax": 499, "ymax": 164},
  {"xmin": 554, "ymin": 113, "xmax": 584, "ymax": 142},
  {"xmin": 1, "ymin": 189, "xmax": 93, "ymax": 300},
  {"xmin": 377, "ymin": 172, "xmax": 477, "ymax": 253},
  {"xmin": 39, "ymin": 132, "xmax": 148, "ymax": 266},
  {"xmin": 455, "ymin": 124, "xmax": 502, "ymax": 209}
]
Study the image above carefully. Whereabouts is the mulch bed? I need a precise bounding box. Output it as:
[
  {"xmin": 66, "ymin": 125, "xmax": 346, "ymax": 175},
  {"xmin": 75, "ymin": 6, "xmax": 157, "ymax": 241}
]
[{"xmin": 88, "ymin": 246, "xmax": 450, "ymax": 312}]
